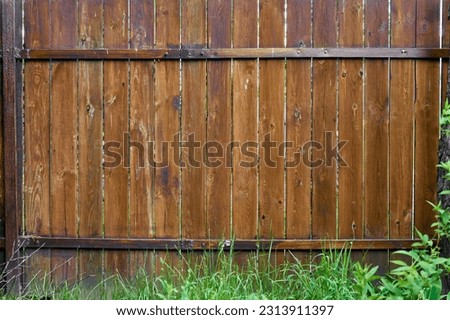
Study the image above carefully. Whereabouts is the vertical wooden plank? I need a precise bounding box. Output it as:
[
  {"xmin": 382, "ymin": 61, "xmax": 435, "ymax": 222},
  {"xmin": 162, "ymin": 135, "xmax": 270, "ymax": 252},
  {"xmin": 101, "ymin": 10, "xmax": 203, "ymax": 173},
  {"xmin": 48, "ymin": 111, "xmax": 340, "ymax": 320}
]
[
  {"xmin": 286, "ymin": 0, "xmax": 312, "ymax": 241},
  {"xmin": 2, "ymin": 0, "xmax": 22, "ymax": 289},
  {"xmin": 312, "ymin": 0, "xmax": 337, "ymax": 239},
  {"xmin": 104, "ymin": 0, "xmax": 129, "ymax": 278},
  {"xmin": 0, "ymin": 2, "xmax": 3, "ymax": 270},
  {"xmin": 130, "ymin": 0, "xmax": 154, "ymax": 50},
  {"xmin": 23, "ymin": 249, "xmax": 51, "ymax": 289},
  {"xmin": 24, "ymin": 0, "xmax": 51, "ymax": 237},
  {"xmin": 232, "ymin": 0, "xmax": 258, "ymax": 239},
  {"xmin": 415, "ymin": 0, "xmax": 440, "ymax": 235},
  {"xmin": 24, "ymin": 0, "xmax": 50, "ymax": 50},
  {"xmin": 78, "ymin": 249, "xmax": 102, "ymax": 287},
  {"xmin": 49, "ymin": 0, "xmax": 78, "ymax": 284},
  {"xmin": 129, "ymin": 0, "xmax": 155, "ymax": 276},
  {"xmin": 259, "ymin": 0, "xmax": 285, "ymax": 239},
  {"xmin": 24, "ymin": 62, "xmax": 50, "ymax": 237},
  {"xmin": 389, "ymin": 0, "xmax": 415, "ymax": 239},
  {"xmin": 129, "ymin": 1, "xmax": 154, "ymax": 239},
  {"xmin": 181, "ymin": 0, "xmax": 207, "ymax": 239},
  {"xmin": 337, "ymin": 0, "xmax": 364, "ymax": 239},
  {"xmin": 23, "ymin": 0, "xmax": 51, "ymax": 286},
  {"xmin": 364, "ymin": 0, "xmax": 389, "ymax": 239},
  {"xmin": 78, "ymin": 0, "xmax": 104, "ymax": 285},
  {"xmin": 50, "ymin": 249, "xmax": 77, "ymax": 286},
  {"xmin": 154, "ymin": 0, "xmax": 181, "ymax": 269},
  {"xmin": 207, "ymin": 0, "xmax": 232, "ymax": 239}
]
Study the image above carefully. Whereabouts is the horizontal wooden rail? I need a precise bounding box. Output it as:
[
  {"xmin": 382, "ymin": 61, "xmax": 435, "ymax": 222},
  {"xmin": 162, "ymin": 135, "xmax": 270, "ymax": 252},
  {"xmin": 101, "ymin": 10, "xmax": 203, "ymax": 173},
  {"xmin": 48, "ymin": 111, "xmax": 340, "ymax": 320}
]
[
  {"xmin": 18, "ymin": 237, "xmax": 417, "ymax": 251},
  {"xmin": 16, "ymin": 47, "xmax": 450, "ymax": 60}
]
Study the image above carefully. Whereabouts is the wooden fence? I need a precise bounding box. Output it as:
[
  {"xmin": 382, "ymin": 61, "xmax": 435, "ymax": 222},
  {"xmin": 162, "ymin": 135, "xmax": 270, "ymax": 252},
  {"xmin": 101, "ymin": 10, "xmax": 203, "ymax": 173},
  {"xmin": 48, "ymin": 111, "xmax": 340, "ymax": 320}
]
[{"xmin": 1, "ymin": 0, "xmax": 450, "ymax": 286}]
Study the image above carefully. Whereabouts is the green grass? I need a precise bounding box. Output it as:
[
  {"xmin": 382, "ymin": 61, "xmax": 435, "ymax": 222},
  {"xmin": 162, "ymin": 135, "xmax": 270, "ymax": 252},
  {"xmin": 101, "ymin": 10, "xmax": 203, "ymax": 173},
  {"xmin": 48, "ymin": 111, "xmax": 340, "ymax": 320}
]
[{"xmin": 1, "ymin": 247, "xmax": 367, "ymax": 300}]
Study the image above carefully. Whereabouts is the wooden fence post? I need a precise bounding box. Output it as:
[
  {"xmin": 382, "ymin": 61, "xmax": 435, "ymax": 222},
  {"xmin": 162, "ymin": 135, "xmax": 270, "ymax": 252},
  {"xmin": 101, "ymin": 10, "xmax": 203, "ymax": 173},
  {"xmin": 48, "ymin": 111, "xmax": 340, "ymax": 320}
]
[{"xmin": 1, "ymin": 0, "xmax": 23, "ymax": 292}]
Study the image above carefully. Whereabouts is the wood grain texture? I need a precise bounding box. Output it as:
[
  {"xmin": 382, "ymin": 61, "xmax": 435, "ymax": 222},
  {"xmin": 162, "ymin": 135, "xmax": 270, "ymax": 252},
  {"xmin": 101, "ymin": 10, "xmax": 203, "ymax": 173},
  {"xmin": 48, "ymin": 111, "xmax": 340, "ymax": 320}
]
[
  {"xmin": 337, "ymin": 0, "xmax": 363, "ymax": 239},
  {"xmin": 24, "ymin": 0, "xmax": 50, "ymax": 50},
  {"xmin": 49, "ymin": 0, "xmax": 78, "ymax": 284},
  {"xmin": 24, "ymin": 0, "xmax": 51, "ymax": 237},
  {"xmin": 364, "ymin": 0, "xmax": 389, "ymax": 239},
  {"xmin": 130, "ymin": 0, "xmax": 154, "ymax": 239},
  {"xmin": 206, "ymin": 0, "xmax": 232, "ymax": 239},
  {"xmin": 24, "ymin": 62, "xmax": 50, "ymax": 236},
  {"xmin": 259, "ymin": 0, "xmax": 285, "ymax": 239},
  {"xmin": 50, "ymin": 0, "xmax": 78, "ymax": 237},
  {"xmin": 312, "ymin": 0, "xmax": 337, "ymax": 239},
  {"xmin": 78, "ymin": 0, "xmax": 103, "ymax": 238},
  {"xmin": 286, "ymin": 0, "xmax": 312, "ymax": 239},
  {"xmin": 389, "ymin": 0, "xmax": 415, "ymax": 239},
  {"xmin": 181, "ymin": 0, "xmax": 207, "ymax": 239},
  {"xmin": 414, "ymin": 0, "xmax": 440, "ymax": 235},
  {"xmin": 232, "ymin": 0, "xmax": 258, "ymax": 239},
  {"xmin": 0, "ymin": 2, "xmax": 3, "ymax": 251},
  {"xmin": 130, "ymin": 0, "xmax": 154, "ymax": 49},
  {"xmin": 104, "ymin": 0, "xmax": 129, "ymax": 278},
  {"xmin": 77, "ymin": 0, "xmax": 104, "ymax": 285},
  {"xmin": 154, "ymin": 0, "xmax": 180, "ymax": 239}
]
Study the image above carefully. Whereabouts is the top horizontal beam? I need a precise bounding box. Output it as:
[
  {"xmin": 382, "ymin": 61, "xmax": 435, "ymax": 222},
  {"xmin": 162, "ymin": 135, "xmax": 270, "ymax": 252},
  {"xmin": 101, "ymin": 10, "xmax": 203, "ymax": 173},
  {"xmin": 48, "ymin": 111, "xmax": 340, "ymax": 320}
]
[{"xmin": 16, "ymin": 47, "xmax": 450, "ymax": 60}]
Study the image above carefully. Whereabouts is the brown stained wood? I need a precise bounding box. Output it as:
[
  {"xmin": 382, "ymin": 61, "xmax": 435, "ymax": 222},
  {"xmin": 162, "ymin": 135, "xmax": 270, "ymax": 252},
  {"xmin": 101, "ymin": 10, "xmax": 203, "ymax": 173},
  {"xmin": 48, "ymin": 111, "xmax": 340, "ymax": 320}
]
[
  {"xmin": 181, "ymin": 0, "xmax": 207, "ymax": 239},
  {"xmin": 49, "ymin": 0, "xmax": 78, "ymax": 285},
  {"xmin": 130, "ymin": 63, "xmax": 154, "ymax": 238},
  {"xmin": 78, "ymin": 0, "xmax": 103, "ymax": 239},
  {"xmin": 286, "ymin": 0, "xmax": 311, "ymax": 239},
  {"xmin": 130, "ymin": 0, "xmax": 154, "ymax": 49},
  {"xmin": 364, "ymin": 0, "xmax": 389, "ymax": 239},
  {"xmin": 104, "ymin": 0, "xmax": 129, "ymax": 279},
  {"xmin": 415, "ymin": 60, "xmax": 440, "ymax": 235},
  {"xmin": 78, "ymin": 250, "xmax": 103, "ymax": 286},
  {"xmin": 414, "ymin": 0, "xmax": 441, "ymax": 235},
  {"xmin": 50, "ymin": 0, "xmax": 77, "ymax": 49},
  {"xmin": 77, "ymin": 0, "xmax": 104, "ymax": 287},
  {"xmin": 337, "ymin": 0, "xmax": 363, "ymax": 239},
  {"xmin": 311, "ymin": 0, "xmax": 337, "ymax": 239},
  {"xmin": 232, "ymin": 0, "xmax": 257, "ymax": 239},
  {"xmin": 23, "ymin": 1, "xmax": 51, "ymax": 238},
  {"xmin": 104, "ymin": 250, "xmax": 129, "ymax": 278},
  {"xmin": 2, "ymin": 0, "xmax": 21, "ymax": 286},
  {"xmin": 129, "ymin": 250, "xmax": 154, "ymax": 278},
  {"xmin": 259, "ymin": 0, "xmax": 285, "ymax": 239},
  {"xmin": 23, "ymin": 249, "xmax": 51, "ymax": 287},
  {"xmin": 286, "ymin": 60, "xmax": 311, "ymax": 239},
  {"xmin": 51, "ymin": 249, "xmax": 77, "ymax": 286},
  {"xmin": 50, "ymin": 69, "xmax": 77, "ymax": 237},
  {"xmin": 17, "ymin": 48, "xmax": 450, "ymax": 60},
  {"xmin": 389, "ymin": 0, "xmax": 416, "ymax": 239},
  {"xmin": 206, "ymin": 0, "xmax": 231, "ymax": 239},
  {"xmin": 104, "ymin": 0, "xmax": 128, "ymax": 49},
  {"xmin": 20, "ymin": 236, "xmax": 419, "ymax": 251},
  {"xmin": 445, "ymin": 0, "xmax": 450, "ymax": 48},
  {"xmin": 79, "ymin": 0, "xmax": 103, "ymax": 49},
  {"xmin": 24, "ymin": 62, "xmax": 50, "ymax": 236},
  {"xmin": 24, "ymin": 0, "xmax": 51, "ymax": 49},
  {"xmin": 155, "ymin": 0, "xmax": 180, "ymax": 49},
  {"xmin": 130, "ymin": 1, "xmax": 154, "ymax": 240},
  {"xmin": 287, "ymin": 0, "xmax": 311, "ymax": 48},
  {"xmin": 0, "ymin": 2, "xmax": 3, "ymax": 248},
  {"xmin": 154, "ymin": 0, "xmax": 180, "ymax": 239}
]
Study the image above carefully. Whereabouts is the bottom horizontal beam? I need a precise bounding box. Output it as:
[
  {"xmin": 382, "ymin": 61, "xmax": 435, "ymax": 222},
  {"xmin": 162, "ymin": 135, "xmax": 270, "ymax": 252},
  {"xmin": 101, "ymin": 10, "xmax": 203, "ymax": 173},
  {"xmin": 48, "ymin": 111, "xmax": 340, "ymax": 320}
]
[{"xmin": 18, "ymin": 237, "xmax": 417, "ymax": 251}]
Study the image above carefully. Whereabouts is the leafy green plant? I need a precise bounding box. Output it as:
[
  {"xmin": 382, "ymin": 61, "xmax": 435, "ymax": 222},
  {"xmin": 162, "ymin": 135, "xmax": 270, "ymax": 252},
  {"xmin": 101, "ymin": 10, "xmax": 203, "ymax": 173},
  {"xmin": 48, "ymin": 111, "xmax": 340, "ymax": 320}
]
[
  {"xmin": 440, "ymin": 99, "xmax": 450, "ymax": 136},
  {"xmin": 375, "ymin": 231, "xmax": 449, "ymax": 299}
]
